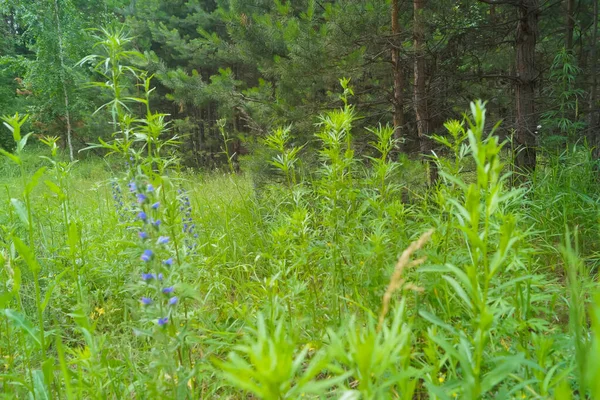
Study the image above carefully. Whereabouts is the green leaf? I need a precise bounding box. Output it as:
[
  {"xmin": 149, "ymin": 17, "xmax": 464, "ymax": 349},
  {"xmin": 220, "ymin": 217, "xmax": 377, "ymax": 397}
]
[
  {"xmin": 41, "ymin": 268, "xmax": 70, "ymax": 313},
  {"xmin": 442, "ymin": 275, "xmax": 473, "ymax": 311},
  {"xmin": 13, "ymin": 236, "xmax": 41, "ymax": 274},
  {"xmin": 480, "ymin": 355, "xmax": 524, "ymax": 393},
  {"xmin": 26, "ymin": 167, "xmax": 47, "ymax": 195},
  {"xmin": 554, "ymin": 379, "xmax": 572, "ymax": 400},
  {"xmin": 44, "ymin": 180, "xmax": 65, "ymax": 199},
  {"xmin": 3, "ymin": 309, "xmax": 41, "ymax": 347},
  {"xmin": 0, "ymin": 291, "xmax": 13, "ymax": 308},
  {"xmin": 419, "ymin": 310, "xmax": 458, "ymax": 335},
  {"xmin": 10, "ymin": 198, "xmax": 29, "ymax": 227},
  {"xmin": 56, "ymin": 334, "xmax": 75, "ymax": 400},
  {"xmin": 67, "ymin": 222, "xmax": 80, "ymax": 258},
  {"xmin": 123, "ymin": 96, "xmax": 148, "ymax": 104},
  {"xmin": 32, "ymin": 369, "xmax": 50, "ymax": 400},
  {"xmin": 17, "ymin": 132, "xmax": 33, "ymax": 153},
  {"xmin": 0, "ymin": 148, "xmax": 21, "ymax": 165}
]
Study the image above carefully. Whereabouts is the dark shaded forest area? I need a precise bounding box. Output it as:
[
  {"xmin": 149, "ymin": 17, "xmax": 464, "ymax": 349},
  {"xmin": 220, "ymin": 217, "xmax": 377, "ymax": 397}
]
[{"xmin": 1, "ymin": 0, "xmax": 598, "ymax": 175}]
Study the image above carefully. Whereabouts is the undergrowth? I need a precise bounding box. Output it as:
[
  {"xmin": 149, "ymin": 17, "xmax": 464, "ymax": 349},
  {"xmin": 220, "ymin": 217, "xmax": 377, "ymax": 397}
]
[{"xmin": 0, "ymin": 28, "xmax": 599, "ymax": 400}]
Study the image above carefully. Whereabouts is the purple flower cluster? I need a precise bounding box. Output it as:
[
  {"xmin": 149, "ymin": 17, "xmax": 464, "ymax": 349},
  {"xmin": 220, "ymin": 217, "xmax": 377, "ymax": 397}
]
[
  {"xmin": 129, "ymin": 178, "xmax": 180, "ymax": 329},
  {"xmin": 178, "ymin": 187, "xmax": 198, "ymax": 252},
  {"xmin": 111, "ymin": 180, "xmax": 127, "ymax": 221}
]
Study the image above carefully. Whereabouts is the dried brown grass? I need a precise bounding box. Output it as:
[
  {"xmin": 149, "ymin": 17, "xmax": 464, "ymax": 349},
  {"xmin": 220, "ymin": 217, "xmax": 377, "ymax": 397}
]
[{"xmin": 377, "ymin": 229, "xmax": 433, "ymax": 331}]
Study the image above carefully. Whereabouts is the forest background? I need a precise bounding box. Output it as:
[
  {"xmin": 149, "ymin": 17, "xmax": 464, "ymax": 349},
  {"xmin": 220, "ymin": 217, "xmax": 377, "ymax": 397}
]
[{"xmin": 1, "ymin": 0, "xmax": 598, "ymax": 175}]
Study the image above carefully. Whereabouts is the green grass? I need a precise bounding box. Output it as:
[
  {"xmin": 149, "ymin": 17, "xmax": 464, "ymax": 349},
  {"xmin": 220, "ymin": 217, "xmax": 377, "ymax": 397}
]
[{"xmin": 0, "ymin": 101, "xmax": 599, "ymax": 399}]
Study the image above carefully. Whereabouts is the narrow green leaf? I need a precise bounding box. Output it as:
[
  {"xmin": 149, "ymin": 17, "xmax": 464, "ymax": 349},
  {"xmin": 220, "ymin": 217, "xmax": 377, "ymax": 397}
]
[
  {"xmin": 26, "ymin": 167, "xmax": 47, "ymax": 195},
  {"xmin": 32, "ymin": 369, "xmax": 50, "ymax": 400},
  {"xmin": 10, "ymin": 198, "xmax": 29, "ymax": 227},
  {"xmin": 442, "ymin": 275, "xmax": 473, "ymax": 311},
  {"xmin": 56, "ymin": 334, "xmax": 75, "ymax": 400},
  {"xmin": 44, "ymin": 180, "xmax": 65, "ymax": 199},
  {"xmin": 3, "ymin": 309, "xmax": 41, "ymax": 347},
  {"xmin": 0, "ymin": 148, "xmax": 21, "ymax": 165},
  {"xmin": 17, "ymin": 132, "xmax": 33, "ymax": 153},
  {"xmin": 13, "ymin": 236, "xmax": 41, "ymax": 274}
]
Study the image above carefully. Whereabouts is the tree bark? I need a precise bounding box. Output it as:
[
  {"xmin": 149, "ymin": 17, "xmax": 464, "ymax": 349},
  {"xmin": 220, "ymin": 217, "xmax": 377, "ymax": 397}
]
[
  {"xmin": 413, "ymin": 0, "xmax": 437, "ymax": 184},
  {"xmin": 565, "ymin": 0, "xmax": 575, "ymax": 51},
  {"xmin": 589, "ymin": 0, "xmax": 599, "ymax": 158},
  {"xmin": 391, "ymin": 0, "xmax": 406, "ymax": 151},
  {"xmin": 514, "ymin": 0, "xmax": 539, "ymax": 174},
  {"xmin": 53, "ymin": 0, "xmax": 74, "ymax": 161}
]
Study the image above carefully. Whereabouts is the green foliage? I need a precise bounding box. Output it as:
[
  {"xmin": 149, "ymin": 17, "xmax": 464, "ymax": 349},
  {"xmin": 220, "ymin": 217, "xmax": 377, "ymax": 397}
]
[
  {"xmin": 540, "ymin": 49, "xmax": 586, "ymax": 146},
  {"xmin": 0, "ymin": 4, "xmax": 600, "ymax": 393},
  {"xmin": 0, "ymin": 97, "xmax": 598, "ymax": 398}
]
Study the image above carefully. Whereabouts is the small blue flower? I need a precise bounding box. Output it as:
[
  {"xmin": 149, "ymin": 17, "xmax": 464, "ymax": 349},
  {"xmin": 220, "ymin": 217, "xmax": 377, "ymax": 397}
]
[
  {"xmin": 157, "ymin": 317, "xmax": 168, "ymax": 326},
  {"xmin": 141, "ymin": 273, "xmax": 155, "ymax": 281},
  {"xmin": 141, "ymin": 297, "xmax": 152, "ymax": 305},
  {"xmin": 138, "ymin": 231, "xmax": 149, "ymax": 240},
  {"xmin": 157, "ymin": 236, "xmax": 169, "ymax": 245},
  {"xmin": 169, "ymin": 296, "xmax": 178, "ymax": 306},
  {"xmin": 137, "ymin": 211, "xmax": 147, "ymax": 221},
  {"xmin": 162, "ymin": 287, "xmax": 174, "ymax": 294},
  {"xmin": 151, "ymin": 202, "xmax": 160, "ymax": 209},
  {"xmin": 128, "ymin": 182, "xmax": 137, "ymax": 192},
  {"xmin": 147, "ymin": 184, "xmax": 154, "ymax": 193},
  {"xmin": 158, "ymin": 273, "xmax": 164, "ymax": 281},
  {"xmin": 141, "ymin": 249, "xmax": 153, "ymax": 262},
  {"xmin": 137, "ymin": 193, "xmax": 147, "ymax": 204},
  {"xmin": 153, "ymin": 220, "xmax": 161, "ymax": 228},
  {"xmin": 163, "ymin": 258, "xmax": 173, "ymax": 266}
]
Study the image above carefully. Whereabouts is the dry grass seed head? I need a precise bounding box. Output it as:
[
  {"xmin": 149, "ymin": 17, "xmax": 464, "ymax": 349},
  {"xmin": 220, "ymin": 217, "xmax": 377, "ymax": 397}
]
[{"xmin": 377, "ymin": 229, "xmax": 434, "ymax": 331}]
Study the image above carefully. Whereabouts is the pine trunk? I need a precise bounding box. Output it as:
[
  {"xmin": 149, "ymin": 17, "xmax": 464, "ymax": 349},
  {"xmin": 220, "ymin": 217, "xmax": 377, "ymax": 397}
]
[
  {"xmin": 565, "ymin": 0, "xmax": 575, "ymax": 51},
  {"xmin": 413, "ymin": 0, "xmax": 437, "ymax": 184},
  {"xmin": 391, "ymin": 0, "xmax": 405, "ymax": 151},
  {"xmin": 514, "ymin": 0, "xmax": 538, "ymax": 174},
  {"xmin": 589, "ymin": 0, "xmax": 599, "ymax": 159}
]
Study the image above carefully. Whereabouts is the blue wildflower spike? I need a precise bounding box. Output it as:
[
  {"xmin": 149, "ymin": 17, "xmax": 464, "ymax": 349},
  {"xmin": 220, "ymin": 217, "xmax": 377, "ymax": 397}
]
[
  {"xmin": 147, "ymin": 184, "xmax": 154, "ymax": 193},
  {"xmin": 157, "ymin": 317, "xmax": 168, "ymax": 326},
  {"xmin": 128, "ymin": 182, "xmax": 137, "ymax": 192},
  {"xmin": 157, "ymin": 236, "xmax": 169, "ymax": 245},
  {"xmin": 141, "ymin": 297, "xmax": 152, "ymax": 305},
  {"xmin": 141, "ymin": 249, "xmax": 153, "ymax": 262},
  {"xmin": 157, "ymin": 273, "xmax": 164, "ymax": 281},
  {"xmin": 141, "ymin": 273, "xmax": 155, "ymax": 281},
  {"xmin": 151, "ymin": 202, "xmax": 160, "ymax": 209},
  {"xmin": 137, "ymin": 193, "xmax": 147, "ymax": 204},
  {"xmin": 163, "ymin": 258, "xmax": 173, "ymax": 266},
  {"xmin": 138, "ymin": 231, "xmax": 149, "ymax": 240},
  {"xmin": 138, "ymin": 211, "xmax": 147, "ymax": 222},
  {"xmin": 168, "ymin": 296, "xmax": 178, "ymax": 306},
  {"xmin": 162, "ymin": 287, "xmax": 174, "ymax": 294}
]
